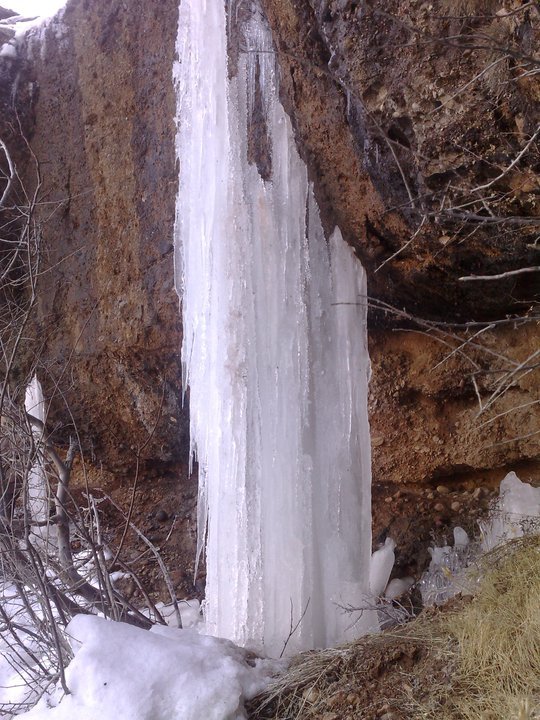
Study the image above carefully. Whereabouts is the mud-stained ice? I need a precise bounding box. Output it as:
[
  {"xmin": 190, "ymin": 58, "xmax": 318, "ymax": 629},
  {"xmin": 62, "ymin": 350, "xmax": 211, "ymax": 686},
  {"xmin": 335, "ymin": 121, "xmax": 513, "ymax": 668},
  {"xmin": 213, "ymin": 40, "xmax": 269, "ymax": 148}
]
[{"xmin": 173, "ymin": 0, "xmax": 375, "ymax": 656}]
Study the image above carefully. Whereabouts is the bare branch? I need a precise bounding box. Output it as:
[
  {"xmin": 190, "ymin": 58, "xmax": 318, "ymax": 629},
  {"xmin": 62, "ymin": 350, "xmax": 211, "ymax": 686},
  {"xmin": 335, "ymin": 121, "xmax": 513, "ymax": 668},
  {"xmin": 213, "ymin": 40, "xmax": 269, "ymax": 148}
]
[
  {"xmin": 103, "ymin": 493, "xmax": 182, "ymax": 629},
  {"xmin": 459, "ymin": 266, "xmax": 540, "ymax": 282},
  {"xmin": 0, "ymin": 139, "xmax": 15, "ymax": 208}
]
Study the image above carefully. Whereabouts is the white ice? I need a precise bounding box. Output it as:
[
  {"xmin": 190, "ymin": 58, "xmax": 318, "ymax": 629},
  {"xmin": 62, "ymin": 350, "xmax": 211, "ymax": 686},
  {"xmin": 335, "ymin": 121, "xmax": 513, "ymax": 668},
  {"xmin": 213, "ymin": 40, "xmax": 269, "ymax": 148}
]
[
  {"xmin": 370, "ymin": 537, "xmax": 396, "ymax": 598},
  {"xmin": 0, "ymin": 0, "xmax": 68, "ymax": 63},
  {"xmin": 173, "ymin": 0, "xmax": 374, "ymax": 656},
  {"xmin": 1, "ymin": 1, "xmax": 65, "ymax": 20},
  {"xmin": 419, "ymin": 529, "xmax": 473, "ymax": 607},
  {"xmin": 24, "ymin": 375, "xmax": 49, "ymax": 532},
  {"xmin": 0, "ymin": 42, "xmax": 17, "ymax": 58},
  {"xmin": 421, "ymin": 472, "xmax": 540, "ymax": 607},
  {"xmin": 479, "ymin": 471, "xmax": 540, "ymax": 551},
  {"xmin": 384, "ymin": 576, "xmax": 414, "ymax": 601}
]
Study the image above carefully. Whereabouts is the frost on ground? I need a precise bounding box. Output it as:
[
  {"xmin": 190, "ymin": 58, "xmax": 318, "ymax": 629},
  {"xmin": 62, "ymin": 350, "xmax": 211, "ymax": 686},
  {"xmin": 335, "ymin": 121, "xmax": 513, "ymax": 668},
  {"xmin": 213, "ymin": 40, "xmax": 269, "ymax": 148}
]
[
  {"xmin": 16, "ymin": 616, "xmax": 281, "ymax": 720},
  {"xmin": 420, "ymin": 471, "xmax": 540, "ymax": 606}
]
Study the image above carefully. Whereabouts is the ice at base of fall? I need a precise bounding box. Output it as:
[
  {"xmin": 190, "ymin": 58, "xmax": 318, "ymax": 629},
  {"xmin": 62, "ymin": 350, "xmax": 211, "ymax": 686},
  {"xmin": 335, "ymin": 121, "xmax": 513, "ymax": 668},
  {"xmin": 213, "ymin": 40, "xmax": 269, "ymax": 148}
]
[{"xmin": 173, "ymin": 0, "xmax": 376, "ymax": 656}]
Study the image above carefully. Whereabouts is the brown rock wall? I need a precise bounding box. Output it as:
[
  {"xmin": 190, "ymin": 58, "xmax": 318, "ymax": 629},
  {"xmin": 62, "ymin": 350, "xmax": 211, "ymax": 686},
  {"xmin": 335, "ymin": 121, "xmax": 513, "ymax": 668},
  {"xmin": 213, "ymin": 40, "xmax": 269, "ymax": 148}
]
[
  {"xmin": 18, "ymin": 0, "xmax": 187, "ymax": 471},
  {"xmin": 369, "ymin": 323, "xmax": 540, "ymax": 486},
  {"xmin": 259, "ymin": 0, "xmax": 540, "ymax": 491},
  {"xmin": 261, "ymin": 0, "xmax": 540, "ymax": 320}
]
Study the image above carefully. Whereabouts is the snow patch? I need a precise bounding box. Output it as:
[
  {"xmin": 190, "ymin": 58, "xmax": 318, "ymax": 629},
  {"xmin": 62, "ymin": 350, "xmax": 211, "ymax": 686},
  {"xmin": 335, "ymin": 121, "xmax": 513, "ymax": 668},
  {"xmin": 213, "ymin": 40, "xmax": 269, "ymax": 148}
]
[{"xmin": 18, "ymin": 616, "xmax": 281, "ymax": 720}]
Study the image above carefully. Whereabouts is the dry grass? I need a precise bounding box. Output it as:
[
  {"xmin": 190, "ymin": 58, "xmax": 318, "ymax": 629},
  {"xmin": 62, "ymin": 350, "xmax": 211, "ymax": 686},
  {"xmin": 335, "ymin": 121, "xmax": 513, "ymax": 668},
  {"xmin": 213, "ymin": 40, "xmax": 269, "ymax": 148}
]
[
  {"xmin": 247, "ymin": 606, "xmax": 456, "ymax": 719},
  {"xmin": 248, "ymin": 535, "xmax": 540, "ymax": 720},
  {"xmin": 428, "ymin": 535, "xmax": 540, "ymax": 719}
]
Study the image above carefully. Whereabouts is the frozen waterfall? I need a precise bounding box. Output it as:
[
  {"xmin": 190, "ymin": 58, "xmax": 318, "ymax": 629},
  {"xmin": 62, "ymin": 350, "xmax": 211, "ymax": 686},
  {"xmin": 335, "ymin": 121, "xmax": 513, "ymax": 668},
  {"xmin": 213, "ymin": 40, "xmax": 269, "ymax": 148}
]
[{"xmin": 173, "ymin": 0, "xmax": 374, "ymax": 656}]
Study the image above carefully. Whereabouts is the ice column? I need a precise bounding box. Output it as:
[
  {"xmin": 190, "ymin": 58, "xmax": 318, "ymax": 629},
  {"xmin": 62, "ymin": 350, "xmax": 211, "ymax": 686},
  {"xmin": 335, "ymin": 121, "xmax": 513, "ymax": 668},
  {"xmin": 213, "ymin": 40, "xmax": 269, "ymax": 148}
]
[{"xmin": 173, "ymin": 0, "xmax": 375, "ymax": 656}]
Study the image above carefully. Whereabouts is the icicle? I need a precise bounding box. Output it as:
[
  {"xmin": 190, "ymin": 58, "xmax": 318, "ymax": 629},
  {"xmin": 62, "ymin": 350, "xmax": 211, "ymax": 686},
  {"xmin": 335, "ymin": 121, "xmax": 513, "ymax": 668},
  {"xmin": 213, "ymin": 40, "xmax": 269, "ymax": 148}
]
[
  {"xmin": 24, "ymin": 375, "xmax": 49, "ymax": 534},
  {"xmin": 173, "ymin": 0, "xmax": 374, "ymax": 655}
]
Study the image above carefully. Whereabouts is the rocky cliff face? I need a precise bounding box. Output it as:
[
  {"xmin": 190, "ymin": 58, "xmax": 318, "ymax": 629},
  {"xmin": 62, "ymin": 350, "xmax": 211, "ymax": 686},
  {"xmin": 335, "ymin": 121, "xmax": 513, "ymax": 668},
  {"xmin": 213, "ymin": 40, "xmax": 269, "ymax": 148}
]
[
  {"xmin": 7, "ymin": 0, "xmax": 189, "ymax": 474},
  {"xmin": 0, "ymin": 0, "xmax": 537, "ymax": 523},
  {"xmin": 261, "ymin": 0, "xmax": 540, "ymax": 320}
]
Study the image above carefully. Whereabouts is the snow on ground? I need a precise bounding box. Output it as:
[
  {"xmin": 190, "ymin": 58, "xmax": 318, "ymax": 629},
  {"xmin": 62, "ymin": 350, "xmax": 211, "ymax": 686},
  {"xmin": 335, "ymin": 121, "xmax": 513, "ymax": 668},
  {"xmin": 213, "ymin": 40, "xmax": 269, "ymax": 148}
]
[
  {"xmin": 16, "ymin": 615, "xmax": 282, "ymax": 720},
  {"xmin": 0, "ymin": 584, "xmax": 44, "ymax": 712},
  {"xmin": 0, "ymin": 558, "xmax": 280, "ymax": 719}
]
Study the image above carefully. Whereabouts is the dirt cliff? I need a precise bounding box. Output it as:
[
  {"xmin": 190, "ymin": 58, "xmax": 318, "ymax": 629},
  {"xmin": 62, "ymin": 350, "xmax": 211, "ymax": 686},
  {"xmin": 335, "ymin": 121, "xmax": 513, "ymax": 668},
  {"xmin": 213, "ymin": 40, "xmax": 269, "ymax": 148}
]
[
  {"xmin": 258, "ymin": 0, "xmax": 539, "ymax": 553},
  {"xmin": 0, "ymin": 0, "xmax": 537, "ymax": 582},
  {"xmin": 261, "ymin": 0, "xmax": 539, "ymax": 320}
]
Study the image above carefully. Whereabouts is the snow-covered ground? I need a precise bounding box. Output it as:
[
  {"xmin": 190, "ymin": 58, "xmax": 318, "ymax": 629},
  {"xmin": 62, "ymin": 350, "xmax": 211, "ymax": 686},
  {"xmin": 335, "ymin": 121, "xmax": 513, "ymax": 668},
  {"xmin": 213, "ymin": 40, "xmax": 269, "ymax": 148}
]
[
  {"xmin": 15, "ymin": 616, "xmax": 281, "ymax": 720},
  {"xmin": 2, "ymin": 471, "xmax": 538, "ymax": 719},
  {"xmin": 0, "ymin": 537, "xmax": 282, "ymax": 719},
  {"xmin": 0, "ymin": 588, "xmax": 282, "ymax": 719}
]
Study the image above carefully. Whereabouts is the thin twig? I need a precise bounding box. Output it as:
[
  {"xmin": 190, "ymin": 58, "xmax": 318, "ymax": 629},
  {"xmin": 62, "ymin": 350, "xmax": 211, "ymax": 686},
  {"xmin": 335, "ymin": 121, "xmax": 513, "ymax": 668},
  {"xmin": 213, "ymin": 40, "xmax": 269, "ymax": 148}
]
[
  {"xmin": 280, "ymin": 598, "xmax": 311, "ymax": 659},
  {"xmin": 102, "ymin": 493, "xmax": 182, "ymax": 628},
  {"xmin": 470, "ymin": 125, "xmax": 540, "ymax": 193},
  {"xmin": 459, "ymin": 266, "xmax": 540, "ymax": 281},
  {"xmin": 110, "ymin": 383, "xmax": 166, "ymax": 570}
]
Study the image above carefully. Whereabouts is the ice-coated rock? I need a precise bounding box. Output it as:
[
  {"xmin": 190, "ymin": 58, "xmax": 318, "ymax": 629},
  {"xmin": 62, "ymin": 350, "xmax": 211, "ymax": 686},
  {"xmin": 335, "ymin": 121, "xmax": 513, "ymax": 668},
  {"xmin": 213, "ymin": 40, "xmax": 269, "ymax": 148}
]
[
  {"xmin": 453, "ymin": 526, "xmax": 469, "ymax": 547},
  {"xmin": 480, "ymin": 472, "xmax": 540, "ymax": 551},
  {"xmin": 384, "ymin": 576, "xmax": 414, "ymax": 601}
]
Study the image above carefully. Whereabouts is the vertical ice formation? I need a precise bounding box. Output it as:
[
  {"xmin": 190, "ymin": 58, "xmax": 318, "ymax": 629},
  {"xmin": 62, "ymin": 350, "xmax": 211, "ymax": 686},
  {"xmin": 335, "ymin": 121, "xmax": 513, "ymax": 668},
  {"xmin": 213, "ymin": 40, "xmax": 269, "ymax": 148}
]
[
  {"xmin": 24, "ymin": 375, "xmax": 49, "ymax": 532},
  {"xmin": 173, "ymin": 0, "xmax": 374, "ymax": 656},
  {"xmin": 370, "ymin": 537, "xmax": 396, "ymax": 598}
]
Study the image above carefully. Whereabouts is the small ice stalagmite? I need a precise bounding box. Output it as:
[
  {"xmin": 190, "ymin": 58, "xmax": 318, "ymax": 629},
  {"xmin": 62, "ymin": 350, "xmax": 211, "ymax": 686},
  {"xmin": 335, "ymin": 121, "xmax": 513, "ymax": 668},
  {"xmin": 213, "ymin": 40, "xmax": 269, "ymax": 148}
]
[
  {"xmin": 370, "ymin": 537, "xmax": 396, "ymax": 598},
  {"xmin": 480, "ymin": 472, "xmax": 540, "ymax": 551}
]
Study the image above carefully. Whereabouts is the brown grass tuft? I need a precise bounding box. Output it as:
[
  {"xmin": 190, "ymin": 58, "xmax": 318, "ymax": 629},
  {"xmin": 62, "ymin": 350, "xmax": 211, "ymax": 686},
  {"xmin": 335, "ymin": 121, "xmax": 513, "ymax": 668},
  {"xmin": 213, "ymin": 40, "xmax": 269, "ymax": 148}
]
[{"xmin": 248, "ymin": 536, "xmax": 540, "ymax": 720}]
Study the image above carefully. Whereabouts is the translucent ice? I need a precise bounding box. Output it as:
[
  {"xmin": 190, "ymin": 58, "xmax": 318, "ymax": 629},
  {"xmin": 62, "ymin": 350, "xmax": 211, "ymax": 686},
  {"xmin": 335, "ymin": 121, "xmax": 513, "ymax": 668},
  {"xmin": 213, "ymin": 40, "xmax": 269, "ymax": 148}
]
[
  {"xmin": 480, "ymin": 472, "xmax": 540, "ymax": 551},
  {"xmin": 173, "ymin": 0, "xmax": 374, "ymax": 655},
  {"xmin": 384, "ymin": 577, "xmax": 414, "ymax": 601},
  {"xmin": 422, "ymin": 473, "xmax": 540, "ymax": 607},
  {"xmin": 453, "ymin": 526, "xmax": 469, "ymax": 548},
  {"xmin": 420, "ymin": 527, "xmax": 472, "ymax": 607}
]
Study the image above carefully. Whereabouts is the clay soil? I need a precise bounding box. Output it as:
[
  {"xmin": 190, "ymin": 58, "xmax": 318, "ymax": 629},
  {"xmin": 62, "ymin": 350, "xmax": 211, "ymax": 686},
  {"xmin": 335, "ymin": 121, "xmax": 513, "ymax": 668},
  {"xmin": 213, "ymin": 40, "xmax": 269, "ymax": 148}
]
[
  {"xmin": 67, "ymin": 454, "xmax": 499, "ymax": 612},
  {"xmin": 69, "ymin": 460, "xmax": 202, "ymax": 605}
]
